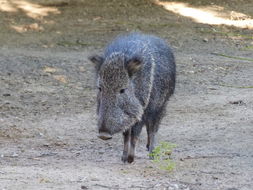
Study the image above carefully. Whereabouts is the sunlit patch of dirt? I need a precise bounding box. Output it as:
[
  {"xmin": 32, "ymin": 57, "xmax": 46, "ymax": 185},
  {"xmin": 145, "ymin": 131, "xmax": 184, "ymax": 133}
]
[
  {"xmin": 0, "ymin": 0, "xmax": 60, "ymax": 19},
  {"xmin": 11, "ymin": 23, "xmax": 44, "ymax": 32},
  {"xmin": 155, "ymin": 1, "xmax": 253, "ymax": 29},
  {"xmin": 0, "ymin": 0, "xmax": 60, "ymax": 33}
]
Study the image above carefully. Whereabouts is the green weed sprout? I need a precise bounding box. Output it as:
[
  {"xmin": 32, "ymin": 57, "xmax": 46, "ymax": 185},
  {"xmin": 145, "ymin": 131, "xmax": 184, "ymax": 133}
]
[{"xmin": 149, "ymin": 142, "xmax": 177, "ymax": 171}]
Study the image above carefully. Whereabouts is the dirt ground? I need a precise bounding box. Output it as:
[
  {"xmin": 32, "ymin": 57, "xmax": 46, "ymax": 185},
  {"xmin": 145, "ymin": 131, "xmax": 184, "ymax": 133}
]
[{"xmin": 0, "ymin": 0, "xmax": 253, "ymax": 189}]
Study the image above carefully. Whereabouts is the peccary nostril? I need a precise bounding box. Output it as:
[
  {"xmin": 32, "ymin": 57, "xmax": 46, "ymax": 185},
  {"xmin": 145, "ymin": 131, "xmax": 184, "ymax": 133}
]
[{"xmin": 98, "ymin": 132, "xmax": 112, "ymax": 140}]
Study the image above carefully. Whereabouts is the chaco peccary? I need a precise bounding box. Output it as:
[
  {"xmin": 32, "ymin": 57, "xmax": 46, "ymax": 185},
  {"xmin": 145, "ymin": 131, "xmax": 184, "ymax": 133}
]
[{"xmin": 89, "ymin": 33, "xmax": 176, "ymax": 163}]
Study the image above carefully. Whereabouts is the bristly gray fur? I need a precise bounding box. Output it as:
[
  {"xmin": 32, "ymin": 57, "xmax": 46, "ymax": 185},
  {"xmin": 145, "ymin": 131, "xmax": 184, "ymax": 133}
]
[{"xmin": 89, "ymin": 32, "xmax": 176, "ymax": 163}]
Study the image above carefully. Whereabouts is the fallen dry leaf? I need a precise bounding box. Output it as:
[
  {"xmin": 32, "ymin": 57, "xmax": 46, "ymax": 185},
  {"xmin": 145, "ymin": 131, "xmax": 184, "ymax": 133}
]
[
  {"xmin": 43, "ymin": 66, "xmax": 57, "ymax": 73},
  {"xmin": 53, "ymin": 75, "xmax": 67, "ymax": 83}
]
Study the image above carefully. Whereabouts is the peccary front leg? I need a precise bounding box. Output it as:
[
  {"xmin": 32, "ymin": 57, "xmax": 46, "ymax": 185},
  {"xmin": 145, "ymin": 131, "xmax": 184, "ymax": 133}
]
[
  {"xmin": 121, "ymin": 129, "xmax": 130, "ymax": 162},
  {"xmin": 128, "ymin": 136, "xmax": 138, "ymax": 163},
  {"xmin": 127, "ymin": 122, "xmax": 143, "ymax": 163}
]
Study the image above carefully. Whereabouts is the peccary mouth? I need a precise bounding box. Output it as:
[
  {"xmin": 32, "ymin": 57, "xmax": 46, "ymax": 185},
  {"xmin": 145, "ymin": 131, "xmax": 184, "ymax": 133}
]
[{"xmin": 98, "ymin": 132, "xmax": 112, "ymax": 140}]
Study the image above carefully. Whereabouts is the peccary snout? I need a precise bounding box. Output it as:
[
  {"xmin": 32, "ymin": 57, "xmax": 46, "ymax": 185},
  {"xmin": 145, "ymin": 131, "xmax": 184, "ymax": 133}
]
[{"xmin": 97, "ymin": 120, "xmax": 113, "ymax": 140}]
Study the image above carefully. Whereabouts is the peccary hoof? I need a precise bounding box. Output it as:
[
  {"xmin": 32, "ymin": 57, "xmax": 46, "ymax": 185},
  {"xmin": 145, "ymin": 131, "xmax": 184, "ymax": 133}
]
[
  {"xmin": 121, "ymin": 155, "xmax": 128, "ymax": 163},
  {"xmin": 149, "ymin": 155, "xmax": 154, "ymax": 160},
  {"xmin": 146, "ymin": 144, "xmax": 150, "ymax": 151},
  {"xmin": 98, "ymin": 132, "xmax": 112, "ymax": 140},
  {"xmin": 127, "ymin": 155, "xmax": 134, "ymax": 163},
  {"xmin": 121, "ymin": 155, "xmax": 134, "ymax": 163}
]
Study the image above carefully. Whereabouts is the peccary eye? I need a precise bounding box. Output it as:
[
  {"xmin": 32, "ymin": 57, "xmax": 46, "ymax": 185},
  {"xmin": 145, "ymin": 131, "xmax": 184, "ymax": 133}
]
[
  {"xmin": 98, "ymin": 87, "xmax": 102, "ymax": 92},
  {"xmin": 120, "ymin": 89, "xmax": 125, "ymax": 94}
]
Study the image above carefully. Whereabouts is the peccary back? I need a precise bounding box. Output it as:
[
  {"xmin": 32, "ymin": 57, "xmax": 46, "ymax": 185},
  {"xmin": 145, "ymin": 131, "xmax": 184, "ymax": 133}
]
[{"xmin": 89, "ymin": 32, "xmax": 176, "ymax": 163}]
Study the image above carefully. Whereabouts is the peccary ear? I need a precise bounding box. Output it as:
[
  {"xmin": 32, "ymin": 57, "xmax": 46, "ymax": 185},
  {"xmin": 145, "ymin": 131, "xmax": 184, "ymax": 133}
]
[
  {"xmin": 126, "ymin": 57, "xmax": 142, "ymax": 77},
  {"xmin": 88, "ymin": 54, "xmax": 104, "ymax": 71}
]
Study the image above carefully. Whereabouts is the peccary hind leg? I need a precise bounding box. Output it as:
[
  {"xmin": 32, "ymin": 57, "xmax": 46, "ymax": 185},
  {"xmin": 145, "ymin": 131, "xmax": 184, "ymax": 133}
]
[
  {"xmin": 146, "ymin": 106, "xmax": 166, "ymax": 158},
  {"xmin": 147, "ymin": 126, "xmax": 158, "ymax": 159},
  {"xmin": 146, "ymin": 127, "xmax": 151, "ymax": 151}
]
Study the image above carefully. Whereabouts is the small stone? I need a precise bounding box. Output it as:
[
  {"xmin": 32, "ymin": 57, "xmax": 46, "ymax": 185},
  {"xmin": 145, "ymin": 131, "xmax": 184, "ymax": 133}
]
[
  {"xmin": 90, "ymin": 177, "xmax": 99, "ymax": 181},
  {"xmin": 81, "ymin": 185, "xmax": 88, "ymax": 189},
  {"xmin": 77, "ymin": 177, "xmax": 87, "ymax": 182},
  {"xmin": 11, "ymin": 153, "xmax": 19, "ymax": 157},
  {"xmin": 229, "ymin": 100, "xmax": 245, "ymax": 105},
  {"xmin": 38, "ymin": 133, "xmax": 44, "ymax": 137},
  {"xmin": 203, "ymin": 38, "xmax": 209, "ymax": 42},
  {"xmin": 76, "ymin": 152, "xmax": 81, "ymax": 156},
  {"xmin": 212, "ymin": 176, "xmax": 219, "ymax": 180},
  {"xmin": 3, "ymin": 93, "xmax": 11, "ymax": 96},
  {"xmin": 172, "ymin": 184, "xmax": 179, "ymax": 189},
  {"xmin": 43, "ymin": 143, "xmax": 50, "ymax": 147}
]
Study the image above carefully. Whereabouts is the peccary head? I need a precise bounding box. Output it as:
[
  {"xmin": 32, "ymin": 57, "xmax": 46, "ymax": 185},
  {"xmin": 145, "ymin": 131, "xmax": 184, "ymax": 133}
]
[{"xmin": 89, "ymin": 52, "xmax": 144, "ymax": 140}]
